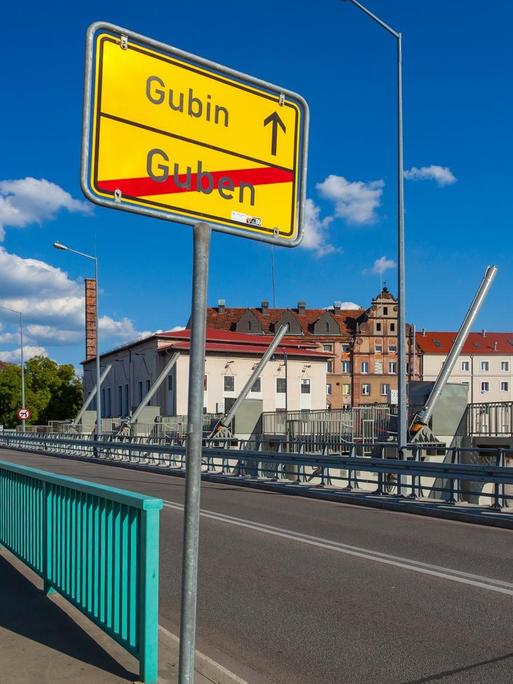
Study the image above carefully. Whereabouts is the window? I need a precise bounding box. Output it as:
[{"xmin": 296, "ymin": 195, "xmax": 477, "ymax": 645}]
[
  {"xmin": 342, "ymin": 343, "xmax": 350, "ymax": 353},
  {"xmin": 168, "ymin": 375, "xmax": 173, "ymax": 391},
  {"xmin": 124, "ymin": 385, "xmax": 129, "ymax": 415},
  {"xmin": 375, "ymin": 344, "xmax": 383, "ymax": 353},
  {"xmin": 204, "ymin": 375, "xmax": 208, "ymax": 390},
  {"xmin": 326, "ymin": 360, "xmax": 333, "ymax": 373},
  {"xmin": 106, "ymin": 388, "xmax": 112, "ymax": 417},
  {"xmin": 342, "ymin": 361, "xmax": 351, "ymax": 373},
  {"xmin": 461, "ymin": 361, "xmax": 470, "ymax": 372},
  {"xmin": 375, "ymin": 361, "xmax": 383, "ymax": 374},
  {"xmin": 224, "ymin": 375, "xmax": 235, "ymax": 392},
  {"xmin": 250, "ymin": 377, "xmax": 261, "ymax": 393},
  {"xmin": 388, "ymin": 362, "xmax": 397, "ymax": 374},
  {"xmin": 389, "ymin": 345, "xmax": 397, "ymax": 353},
  {"xmin": 383, "ymin": 306, "xmax": 388, "ymax": 315},
  {"xmin": 276, "ymin": 378, "xmax": 287, "ymax": 393},
  {"xmin": 376, "ymin": 322, "xmax": 382, "ymax": 332},
  {"xmin": 138, "ymin": 381, "xmax": 143, "ymax": 403},
  {"xmin": 381, "ymin": 383, "xmax": 390, "ymax": 396},
  {"xmin": 101, "ymin": 389, "xmax": 106, "ymax": 417},
  {"xmin": 361, "ymin": 384, "xmax": 371, "ymax": 396},
  {"xmin": 481, "ymin": 381, "xmax": 489, "ymax": 393},
  {"xmin": 342, "ymin": 384, "xmax": 351, "ymax": 396},
  {"xmin": 361, "ymin": 361, "xmax": 369, "ymax": 374},
  {"xmin": 501, "ymin": 382, "xmax": 509, "ymax": 392},
  {"xmin": 326, "ymin": 384, "xmax": 332, "ymax": 395},
  {"xmin": 146, "ymin": 380, "xmax": 151, "ymax": 394},
  {"xmin": 501, "ymin": 361, "xmax": 509, "ymax": 372},
  {"xmin": 390, "ymin": 323, "xmax": 396, "ymax": 332},
  {"xmin": 481, "ymin": 361, "xmax": 489, "ymax": 372},
  {"xmin": 301, "ymin": 379, "xmax": 311, "ymax": 394},
  {"xmin": 118, "ymin": 385, "xmax": 123, "ymax": 414},
  {"xmin": 323, "ymin": 344, "xmax": 333, "ymax": 352}
]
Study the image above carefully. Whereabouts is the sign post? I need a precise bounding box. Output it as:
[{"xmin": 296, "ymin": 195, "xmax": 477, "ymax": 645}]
[
  {"xmin": 82, "ymin": 22, "xmax": 308, "ymax": 683},
  {"xmin": 179, "ymin": 223, "xmax": 211, "ymax": 682}
]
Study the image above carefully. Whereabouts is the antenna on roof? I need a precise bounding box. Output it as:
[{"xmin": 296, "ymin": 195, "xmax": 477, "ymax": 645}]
[{"xmin": 270, "ymin": 246, "xmax": 276, "ymax": 308}]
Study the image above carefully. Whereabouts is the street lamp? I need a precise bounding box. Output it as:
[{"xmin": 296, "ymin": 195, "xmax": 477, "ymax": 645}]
[
  {"xmin": 53, "ymin": 241, "xmax": 102, "ymax": 439},
  {"xmin": 0, "ymin": 305, "xmax": 26, "ymax": 432},
  {"xmin": 340, "ymin": 0, "xmax": 408, "ymax": 450}
]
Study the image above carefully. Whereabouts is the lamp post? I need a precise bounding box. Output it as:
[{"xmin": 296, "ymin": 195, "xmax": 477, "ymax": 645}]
[
  {"xmin": 0, "ymin": 305, "xmax": 26, "ymax": 432},
  {"xmin": 53, "ymin": 242, "xmax": 102, "ymax": 439},
  {"xmin": 340, "ymin": 0, "xmax": 407, "ymax": 451}
]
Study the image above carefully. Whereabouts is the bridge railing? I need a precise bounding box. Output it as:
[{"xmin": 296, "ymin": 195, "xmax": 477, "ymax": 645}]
[
  {"xmin": 2, "ymin": 432, "xmax": 513, "ymax": 511},
  {"xmin": 0, "ymin": 458, "xmax": 163, "ymax": 684}
]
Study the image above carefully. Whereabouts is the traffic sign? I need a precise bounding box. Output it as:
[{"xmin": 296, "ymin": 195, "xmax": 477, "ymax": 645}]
[
  {"xmin": 81, "ymin": 22, "xmax": 308, "ymax": 246},
  {"xmin": 17, "ymin": 408, "xmax": 30, "ymax": 421}
]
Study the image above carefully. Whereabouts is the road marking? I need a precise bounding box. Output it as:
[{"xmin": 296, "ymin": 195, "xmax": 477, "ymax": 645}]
[
  {"xmin": 164, "ymin": 501, "xmax": 513, "ymax": 596},
  {"xmin": 158, "ymin": 624, "xmax": 249, "ymax": 684}
]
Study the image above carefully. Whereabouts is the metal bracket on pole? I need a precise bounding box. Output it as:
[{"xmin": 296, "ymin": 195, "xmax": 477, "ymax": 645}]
[
  {"xmin": 207, "ymin": 323, "xmax": 290, "ymax": 440},
  {"xmin": 129, "ymin": 351, "xmax": 180, "ymax": 426},
  {"xmin": 72, "ymin": 364, "xmax": 112, "ymax": 428},
  {"xmin": 179, "ymin": 222, "xmax": 211, "ymax": 684}
]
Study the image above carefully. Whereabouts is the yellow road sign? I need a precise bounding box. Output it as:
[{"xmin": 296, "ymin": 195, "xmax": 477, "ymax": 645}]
[{"xmin": 82, "ymin": 23, "xmax": 309, "ymax": 246}]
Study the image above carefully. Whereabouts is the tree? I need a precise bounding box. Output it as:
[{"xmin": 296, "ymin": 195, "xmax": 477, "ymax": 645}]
[{"xmin": 0, "ymin": 356, "xmax": 82, "ymax": 429}]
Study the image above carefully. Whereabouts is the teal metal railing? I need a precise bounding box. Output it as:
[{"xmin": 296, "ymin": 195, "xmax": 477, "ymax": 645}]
[{"xmin": 0, "ymin": 459, "xmax": 163, "ymax": 684}]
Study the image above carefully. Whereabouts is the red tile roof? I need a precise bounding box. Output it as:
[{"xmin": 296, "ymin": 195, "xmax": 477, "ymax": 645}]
[
  {"xmin": 158, "ymin": 328, "xmax": 332, "ymax": 358},
  {"xmin": 205, "ymin": 307, "xmax": 363, "ymax": 336},
  {"xmin": 416, "ymin": 332, "xmax": 513, "ymax": 355}
]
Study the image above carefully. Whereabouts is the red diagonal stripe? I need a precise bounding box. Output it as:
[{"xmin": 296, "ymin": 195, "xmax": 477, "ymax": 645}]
[{"xmin": 97, "ymin": 166, "xmax": 294, "ymax": 197}]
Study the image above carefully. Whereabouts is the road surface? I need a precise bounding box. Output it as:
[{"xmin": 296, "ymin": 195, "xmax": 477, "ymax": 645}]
[{"xmin": 1, "ymin": 447, "xmax": 513, "ymax": 683}]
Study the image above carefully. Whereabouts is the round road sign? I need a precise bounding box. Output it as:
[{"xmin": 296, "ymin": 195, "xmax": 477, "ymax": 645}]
[{"xmin": 17, "ymin": 408, "xmax": 31, "ymax": 421}]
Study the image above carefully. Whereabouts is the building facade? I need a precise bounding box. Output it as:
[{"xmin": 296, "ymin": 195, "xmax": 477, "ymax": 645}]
[
  {"xmin": 82, "ymin": 328, "xmax": 331, "ymax": 419},
  {"xmin": 205, "ymin": 289, "xmax": 417, "ymax": 408},
  {"xmin": 417, "ymin": 331, "xmax": 513, "ymax": 404}
]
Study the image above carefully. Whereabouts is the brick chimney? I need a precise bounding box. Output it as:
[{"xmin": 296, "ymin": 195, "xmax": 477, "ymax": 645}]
[
  {"xmin": 297, "ymin": 301, "xmax": 306, "ymax": 315},
  {"xmin": 84, "ymin": 278, "xmax": 97, "ymax": 361},
  {"xmin": 218, "ymin": 298, "xmax": 226, "ymax": 314},
  {"xmin": 261, "ymin": 300, "xmax": 269, "ymax": 313}
]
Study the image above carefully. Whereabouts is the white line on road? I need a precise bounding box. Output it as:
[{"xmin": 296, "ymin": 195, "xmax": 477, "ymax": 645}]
[{"xmin": 164, "ymin": 500, "xmax": 513, "ymax": 597}]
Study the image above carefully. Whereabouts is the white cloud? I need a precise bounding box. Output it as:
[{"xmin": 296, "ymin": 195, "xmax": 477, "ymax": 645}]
[
  {"xmin": 0, "ymin": 177, "xmax": 92, "ymax": 240},
  {"xmin": 404, "ymin": 165, "xmax": 457, "ymax": 187},
  {"xmin": 0, "ymin": 248, "xmax": 150, "ymax": 353},
  {"xmin": 325, "ymin": 302, "xmax": 361, "ymax": 311},
  {"xmin": 25, "ymin": 325, "xmax": 82, "ymax": 345},
  {"xmin": 0, "ymin": 346, "xmax": 47, "ymax": 362},
  {"xmin": 366, "ymin": 256, "xmax": 397, "ymax": 275},
  {"xmin": 316, "ymin": 175, "xmax": 384, "ymax": 225},
  {"xmin": 99, "ymin": 316, "xmax": 153, "ymax": 341},
  {"xmin": 301, "ymin": 198, "xmax": 337, "ymax": 257}
]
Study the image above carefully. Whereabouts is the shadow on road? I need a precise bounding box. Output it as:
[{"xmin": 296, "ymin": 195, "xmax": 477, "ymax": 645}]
[
  {"xmin": 403, "ymin": 650, "xmax": 513, "ymax": 683},
  {"xmin": 0, "ymin": 554, "xmax": 137, "ymax": 682}
]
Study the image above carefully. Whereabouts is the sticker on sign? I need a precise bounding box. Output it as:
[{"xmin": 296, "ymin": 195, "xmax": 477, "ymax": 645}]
[{"xmin": 81, "ymin": 22, "xmax": 309, "ymax": 246}]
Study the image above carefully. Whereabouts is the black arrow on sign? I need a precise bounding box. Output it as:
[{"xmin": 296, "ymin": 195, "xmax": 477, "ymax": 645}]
[{"xmin": 264, "ymin": 111, "xmax": 286, "ymax": 156}]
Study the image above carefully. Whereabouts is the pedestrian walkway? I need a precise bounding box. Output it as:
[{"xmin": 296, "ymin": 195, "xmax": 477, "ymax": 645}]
[{"xmin": 0, "ymin": 549, "xmax": 231, "ymax": 684}]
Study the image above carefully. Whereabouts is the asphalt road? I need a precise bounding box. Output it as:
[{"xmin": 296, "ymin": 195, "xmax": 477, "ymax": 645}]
[{"xmin": 2, "ymin": 448, "xmax": 513, "ymax": 684}]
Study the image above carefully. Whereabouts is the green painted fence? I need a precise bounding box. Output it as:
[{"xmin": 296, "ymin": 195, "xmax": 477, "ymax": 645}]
[{"xmin": 0, "ymin": 459, "xmax": 163, "ymax": 684}]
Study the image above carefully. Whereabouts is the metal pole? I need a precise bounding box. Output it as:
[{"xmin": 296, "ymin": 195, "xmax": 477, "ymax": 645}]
[
  {"xmin": 72, "ymin": 364, "xmax": 112, "ymax": 428},
  {"xmin": 94, "ymin": 257, "xmax": 102, "ymax": 439},
  {"xmin": 20, "ymin": 312, "xmax": 26, "ymax": 433},
  {"xmin": 397, "ymin": 32, "xmax": 408, "ymax": 457},
  {"xmin": 212, "ymin": 323, "xmax": 289, "ymax": 435},
  {"xmin": 179, "ymin": 222, "xmax": 211, "ymax": 684},
  {"xmin": 129, "ymin": 351, "xmax": 180, "ymax": 425},
  {"xmin": 417, "ymin": 266, "xmax": 498, "ymax": 427}
]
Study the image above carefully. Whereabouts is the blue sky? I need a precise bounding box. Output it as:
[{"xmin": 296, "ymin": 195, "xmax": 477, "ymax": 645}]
[{"xmin": 0, "ymin": 0, "xmax": 512, "ymax": 369}]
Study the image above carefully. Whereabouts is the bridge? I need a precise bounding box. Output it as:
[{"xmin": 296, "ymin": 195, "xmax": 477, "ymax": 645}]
[{"xmin": 2, "ymin": 433, "xmax": 513, "ymax": 683}]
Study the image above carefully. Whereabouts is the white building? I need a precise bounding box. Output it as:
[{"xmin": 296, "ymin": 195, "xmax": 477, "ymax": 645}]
[
  {"xmin": 82, "ymin": 328, "xmax": 332, "ymax": 420},
  {"xmin": 417, "ymin": 331, "xmax": 513, "ymax": 404}
]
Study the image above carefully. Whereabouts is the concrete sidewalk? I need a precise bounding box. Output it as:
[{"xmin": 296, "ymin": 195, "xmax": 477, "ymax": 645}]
[{"xmin": 0, "ymin": 549, "xmax": 239, "ymax": 684}]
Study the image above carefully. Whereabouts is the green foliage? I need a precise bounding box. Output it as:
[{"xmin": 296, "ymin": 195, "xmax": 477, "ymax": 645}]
[{"xmin": 0, "ymin": 356, "xmax": 82, "ymax": 429}]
